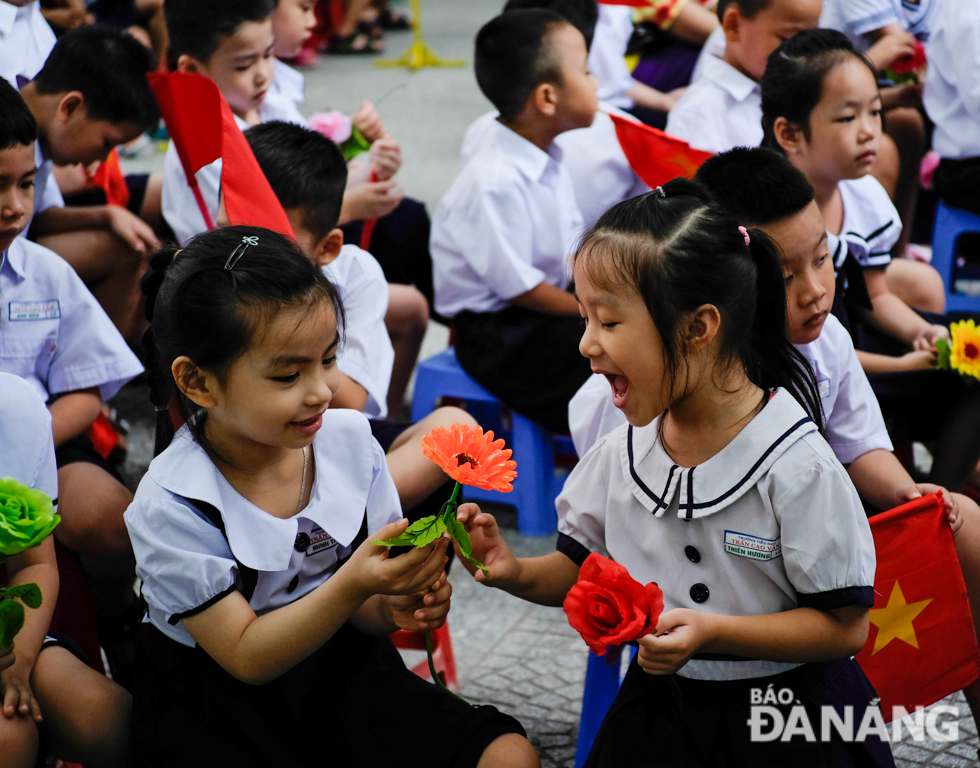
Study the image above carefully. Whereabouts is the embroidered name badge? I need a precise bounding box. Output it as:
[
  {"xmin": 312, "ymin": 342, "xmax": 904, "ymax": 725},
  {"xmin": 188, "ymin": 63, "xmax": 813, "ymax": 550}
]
[
  {"xmin": 305, "ymin": 526, "xmax": 338, "ymax": 557},
  {"xmin": 724, "ymin": 530, "xmax": 782, "ymax": 561},
  {"xmin": 9, "ymin": 300, "xmax": 61, "ymax": 321},
  {"xmin": 818, "ymin": 378, "xmax": 831, "ymax": 400}
]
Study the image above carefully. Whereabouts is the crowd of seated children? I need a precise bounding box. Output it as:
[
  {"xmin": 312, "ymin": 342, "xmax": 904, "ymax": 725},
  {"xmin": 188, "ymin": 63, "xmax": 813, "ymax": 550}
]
[
  {"xmin": 431, "ymin": 10, "xmax": 597, "ymax": 435},
  {"xmin": 18, "ymin": 25, "xmax": 161, "ymax": 342},
  {"xmin": 244, "ymin": 119, "xmax": 476, "ymax": 519},
  {"xmin": 162, "ymin": 0, "xmax": 431, "ymax": 416}
]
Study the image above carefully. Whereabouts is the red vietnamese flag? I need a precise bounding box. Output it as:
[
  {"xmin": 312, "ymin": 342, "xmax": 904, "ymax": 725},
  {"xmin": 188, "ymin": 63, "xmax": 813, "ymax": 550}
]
[
  {"xmin": 608, "ymin": 112, "xmax": 714, "ymax": 190},
  {"xmin": 855, "ymin": 492, "xmax": 979, "ymax": 721},
  {"xmin": 147, "ymin": 70, "xmax": 294, "ymax": 238}
]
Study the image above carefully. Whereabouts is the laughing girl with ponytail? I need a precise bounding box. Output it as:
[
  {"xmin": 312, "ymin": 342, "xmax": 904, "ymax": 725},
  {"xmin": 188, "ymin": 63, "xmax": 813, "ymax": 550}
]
[{"xmin": 454, "ymin": 179, "xmax": 890, "ymax": 766}]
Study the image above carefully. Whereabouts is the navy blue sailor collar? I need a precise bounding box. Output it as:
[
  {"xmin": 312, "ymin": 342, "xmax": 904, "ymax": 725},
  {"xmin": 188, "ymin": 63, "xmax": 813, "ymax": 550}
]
[
  {"xmin": 148, "ymin": 412, "xmax": 375, "ymax": 571},
  {"xmin": 619, "ymin": 389, "xmax": 817, "ymax": 520}
]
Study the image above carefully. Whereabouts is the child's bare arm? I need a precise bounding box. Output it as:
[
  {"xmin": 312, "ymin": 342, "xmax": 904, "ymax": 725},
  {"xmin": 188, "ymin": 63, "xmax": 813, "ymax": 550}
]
[
  {"xmin": 855, "ymin": 348, "xmax": 935, "ymax": 373},
  {"xmin": 32, "ymin": 206, "xmax": 159, "ymax": 254},
  {"xmin": 637, "ymin": 604, "xmax": 869, "ymax": 675},
  {"xmin": 47, "ymin": 387, "xmax": 101, "ymax": 447},
  {"xmin": 182, "ymin": 521, "xmax": 449, "ymax": 685},
  {"xmin": 626, "ymin": 82, "xmax": 685, "ymax": 113},
  {"xmin": 510, "ymin": 281, "xmax": 580, "ymax": 315},
  {"xmin": 857, "ymin": 268, "xmax": 947, "ymax": 348},
  {"xmin": 455, "ymin": 504, "xmax": 580, "ymax": 606},
  {"xmin": 2, "ymin": 537, "xmax": 59, "ymax": 722}
]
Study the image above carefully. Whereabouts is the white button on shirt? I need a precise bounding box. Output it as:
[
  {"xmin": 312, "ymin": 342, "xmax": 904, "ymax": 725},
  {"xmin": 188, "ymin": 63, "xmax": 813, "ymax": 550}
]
[
  {"xmin": 924, "ymin": 0, "xmax": 980, "ymax": 161},
  {"xmin": 125, "ymin": 411, "xmax": 402, "ymax": 647},
  {"xmin": 0, "ymin": 237, "xmax": 143, "ymax": 401},
  {"xmin": 589, "ymin": 5, "xmax": 637, "ymax": 110},
  {"xmin": 325, "ymin": 244, "xmax": 394, "ymax": 420},
  {"xmin": 569, "ymin": 314, "xmax": 892, "ymax": 465},
  {"xmin": 838, "ymin": 176, "xmax": 901, "ymax": 269},
  {"xmin": 460, "ymin": 105, "xmax": 649, "ymax": 231},
  {"xmin": 0, "ymin": 372, "xmax": 57, "ymax": 499},
  {"xmin": 0, "ymin": 1, "xmax": 56, "ymax": 87},
  {"xmin": 431, "ymin": 120, "xmax": 584, "ymax": 318},
  {"xmin": 665, "ymin": 54, "xmax": 762, "ymax": 154},
  {"xmin": 559, "ymin": 388, "xmax": 876, "ymax": 680}
]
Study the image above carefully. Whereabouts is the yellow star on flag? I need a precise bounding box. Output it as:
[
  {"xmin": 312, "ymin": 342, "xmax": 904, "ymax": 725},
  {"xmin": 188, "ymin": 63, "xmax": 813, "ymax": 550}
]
[{"xmin": 869, "ymin": 580, "xmax": 932, "ymax": 655}]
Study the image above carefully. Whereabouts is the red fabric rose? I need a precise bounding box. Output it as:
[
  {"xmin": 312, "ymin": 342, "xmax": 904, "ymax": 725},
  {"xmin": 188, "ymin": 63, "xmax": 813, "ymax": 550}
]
[
  {"xmin": 889, "ymin": 40, "xmax": 926, "ymax": 75},
  {"xmin": 563, "ymin": 553, "xmax": 664, "ymax": 656}
]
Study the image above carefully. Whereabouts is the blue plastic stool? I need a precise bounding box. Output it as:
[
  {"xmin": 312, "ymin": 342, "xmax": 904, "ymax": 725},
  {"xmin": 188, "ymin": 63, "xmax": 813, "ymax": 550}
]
[
  {"xmin": 932, "ymin": 201, "xmax": 980, "ymax": 313},
  {"xmin": 574, "ymin": 647, "xmax": 637, "ymax": 768},
  {"xmin": 410, "ymin": 348, "xmax": 573, "ymax": 536}
]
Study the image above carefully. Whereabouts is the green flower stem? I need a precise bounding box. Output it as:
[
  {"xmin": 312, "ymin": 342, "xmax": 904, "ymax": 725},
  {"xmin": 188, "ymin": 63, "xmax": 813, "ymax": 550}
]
[{"xmin": 425, "ymin": 628, "xmax": 470, "ymax": 705}]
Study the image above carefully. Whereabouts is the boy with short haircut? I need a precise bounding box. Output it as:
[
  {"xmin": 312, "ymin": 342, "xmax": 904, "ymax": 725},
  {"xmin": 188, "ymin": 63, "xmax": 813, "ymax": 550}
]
[
  {"xmin": 460, "ymin": 0, "xmax": 649, "ymax": 230},
  {"xmin": 19, "ymin": 25, "xmax": 161, "ymax": 342},
  {"xmin": 244, "ymin": 120, "xmax": 479, "ymax": 517},
  {"xmin": 431, "ymin": 10, "xmax": 597, "ymax": 434},
  {"xmin": 0, "ymin": 0, "xmax": 56, "ymax": 87},
  {"xmin": 665, "ymin": 0, "xmax": 821, "ymax": 153}
]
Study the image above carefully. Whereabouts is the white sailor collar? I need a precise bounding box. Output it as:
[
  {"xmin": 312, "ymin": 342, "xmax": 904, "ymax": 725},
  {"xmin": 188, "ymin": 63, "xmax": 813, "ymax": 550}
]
[
  {"xmin": 488, "ymin": 119, "xmax": 564, "ymax": 184},
  {"xmin": 620, "ymin": 389, "xmax": 817, "ymax": 519},
  {"xmin": 149, "ymin": 412, "xmax": 375, "ymax": 571},
  {"xmin": 0, "ymin": 2, "xmax": 16, "ymax": 37},
  {"xmin": 700, "ymin": 54, "xmax": 760, "ymax": 104}
]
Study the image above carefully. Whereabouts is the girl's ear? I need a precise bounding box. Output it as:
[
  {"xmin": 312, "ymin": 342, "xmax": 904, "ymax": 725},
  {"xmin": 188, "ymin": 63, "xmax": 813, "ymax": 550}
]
[
  {"xmin": 685, "ymin": 304, "xmax": 722, "ymax": 353},
  {"xmin": 172, "ymin": 356, "xmax": 217, "ymax": 408},
  {"xmin": 533, "ymin": 82, "xmax": 559, "ymax": 117},
  {"xmin": 773, "ymin": 116, "xmax": 805, "ymax": 157}
]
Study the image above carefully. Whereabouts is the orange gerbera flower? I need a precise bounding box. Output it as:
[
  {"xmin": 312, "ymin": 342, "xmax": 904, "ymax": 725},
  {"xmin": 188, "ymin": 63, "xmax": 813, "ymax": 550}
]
[
  {"xmin": 420, "ymin": 423, "xmax": 517, "ymax": 492},
  {"xmin": 951, "ymin": 319, "xmax": 980, "ymax": 381}
]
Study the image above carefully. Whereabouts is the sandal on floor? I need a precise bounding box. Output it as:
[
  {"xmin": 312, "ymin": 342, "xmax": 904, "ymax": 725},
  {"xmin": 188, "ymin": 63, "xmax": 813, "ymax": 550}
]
[
  {"xmin": 357, "ymin": 18, "xmax": 385, "ymax": 40},
  {"xmin": 378, "ymin": 9, "xmax": 412, "ymax": 30},
  {"xmin": 327, "ymin": 31, "xmax": 383, "ymax": 55}
]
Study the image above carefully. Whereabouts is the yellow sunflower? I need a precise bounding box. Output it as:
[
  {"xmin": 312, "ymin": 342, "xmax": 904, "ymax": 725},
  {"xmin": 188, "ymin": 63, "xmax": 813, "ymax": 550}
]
[{"xmin": 950, "ymin": 319, "xmax": 980, "ymax": 381}]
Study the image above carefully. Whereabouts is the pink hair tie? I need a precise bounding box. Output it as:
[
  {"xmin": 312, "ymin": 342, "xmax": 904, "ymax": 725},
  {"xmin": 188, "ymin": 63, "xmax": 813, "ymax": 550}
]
[{"xmin": 738, "ymin": 226, "xmax": 750, "ymax": 246}]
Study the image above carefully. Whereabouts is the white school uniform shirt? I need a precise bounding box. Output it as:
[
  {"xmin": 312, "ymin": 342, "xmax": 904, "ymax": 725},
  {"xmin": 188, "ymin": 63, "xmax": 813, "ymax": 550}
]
[
  {"xmin": 430, "ymin": 120, "xmax": 584, "ymax": 318},
  {"xmin": 17, "ymin": 136, "xmax": 64, "ymax": 240},
  {"xmin": 664, "ymin": 55, "xmax": 762, "ymax": 154},
  {"xmin": 837, "ymin": 176, "xmax": 901, "ymax": 270},
  {"xmin": 0, "ymin": 372, "xmax": 57, "ymax": 499},
  {"xmin": 0, "ymin": 237, "xmax": 143, "ymax": 401},
  {"xmin": 690, "ymin": 26, "xmax": 726, "ymax": 84},
  {"xmin": 589, "ymin": 5, "xmax": 637, "ymax": 110},
  {"xmin": 820, "ymin": 0, "xmax": 937, "ymax": 50},
  {"xmin": 459, "ymin": 105, "xmax": 649, "ymax": 230},
  {"xmin": 0, "ymin": 1, "xmax": 56, "ymax": 87},
  {"xmin": 924, "ymin": 0, "xmax": 980, "ymax": 161},
  {"xmin": 325, "ymin": 244, "xmax": 394, "ymax": 420},
  {"xmin": 125, "ymin": 411, "xmax": 402, "ymax": 647},
  {"xmin": 569, "ymin": 315, "xmax": 892, "ymax": 463},
  {"xmin": 558, "ymin": 388, "xmax": 876, "ymax": 681}
]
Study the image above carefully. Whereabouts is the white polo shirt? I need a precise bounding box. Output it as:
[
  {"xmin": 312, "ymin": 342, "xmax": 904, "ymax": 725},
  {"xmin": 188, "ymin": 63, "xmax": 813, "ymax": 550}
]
[
  {"xmin": 0, "ymin": 237, "xmax": 143, "ymax": 401},
  {"xmin": 430, "ymin": 119, "xmax": 583, "ymax": 318},
  {"xmin": 125, "ymin": 411, "xmax": 403, "ymax": 647},
  {"xmin": 664, "ymin": 54, "xmax": 762, "ymax": 153},
  {"xmin": 820, "ymin": 0, "xmax": 936, "ymax": 50},
  {"xmin": 263, "ymin": 60, "xmax": 309, "ymax": 127},
  {"xmin": 0, "ymin": 1, "xmax": 56, "ymax": 87},
  {"xmin": 569, "ymin": 314, "xmax": 892, "ymax": 465},
  {"xmin": 837, "ymin": 176, "xmax": 901, "ymax": 270},
  {"xmin": 924, "ymin": 0, "xmax": 980, "ymax": 161},
  {"xmin": 690, "ymin": 25, "xmax": 726, "ymax": 84},
  {"xmin": 0, "ymin": 372, "xmax": 57, "ymax": 499},
  {"xmin": 589, "ymin": 4, "xmax": 637, "ymax": 110},
  {"xmin": 460, "ymin": 104, "xmax": 649, "ymax": 230},
  {"xmin": 325, "ymin": 244, "xmax": 394, "ymax": 420},
  {"xmin": 558, "ymin": 388, "xmax": 876, "ymax": 681}
]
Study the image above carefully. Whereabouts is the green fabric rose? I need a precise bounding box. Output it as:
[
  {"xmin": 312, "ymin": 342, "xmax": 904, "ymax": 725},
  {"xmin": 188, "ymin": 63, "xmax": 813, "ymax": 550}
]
[{"xmin": 0, "ymin": 477, "xmax": 60, "ymax": 561}]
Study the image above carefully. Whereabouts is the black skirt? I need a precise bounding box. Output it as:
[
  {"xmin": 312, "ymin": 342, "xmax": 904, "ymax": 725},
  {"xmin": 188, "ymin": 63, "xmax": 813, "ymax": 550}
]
[
  {"xmin": 134, "ymin": 622, "xmax": 524, "ymax": 767},
  {"xmin": 584, "ymin": 657, "xmax": 895, "ymax": 768}
]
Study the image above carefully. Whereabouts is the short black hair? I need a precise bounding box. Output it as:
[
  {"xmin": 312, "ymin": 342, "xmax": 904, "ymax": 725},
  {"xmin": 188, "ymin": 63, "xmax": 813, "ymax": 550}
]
[
  {"xmin": 33, "ymin": 26, "xmax": 159, "ymax": 133},
  {"xmin": 716, "ymin": 0, "xmax": 774, "ymax": 21},
  {"xmin": 245, "ymin": 121, "xmax": 348, "ymax": 242},
  {"xmin": 475, "ymin": 10, "xmax": 570, "ymax": 123},
  {"xmin": 502, "ymin": 0, "xmax": 597, "ymax": 51},
  {"xmin": 0, "ymin": 78, "xmax": 37, "ymax": 151},
  {"xmin": 696, "ymin": 147, "xmax": 814, "ymax": 226},
  {"xmin": 166, "ymin": 0, "xmax": 275, "ymax": 67}
]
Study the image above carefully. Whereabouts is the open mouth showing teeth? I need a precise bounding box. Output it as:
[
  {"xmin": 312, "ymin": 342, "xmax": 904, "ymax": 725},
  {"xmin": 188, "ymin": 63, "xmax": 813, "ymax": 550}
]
[{"xmin": 605, "ymin": 373, "xmax": 629, "ymax": 402}]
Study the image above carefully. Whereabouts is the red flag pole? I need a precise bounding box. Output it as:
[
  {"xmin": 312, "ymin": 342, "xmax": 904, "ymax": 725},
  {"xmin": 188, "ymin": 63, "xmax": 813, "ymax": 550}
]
[
  {"xmin": 359, "ymin": 170, "xmax": 379, "ymax": 251},
  {"xmin": 192, "ymin": 185, "xmax": 217, "ymax": 231}
]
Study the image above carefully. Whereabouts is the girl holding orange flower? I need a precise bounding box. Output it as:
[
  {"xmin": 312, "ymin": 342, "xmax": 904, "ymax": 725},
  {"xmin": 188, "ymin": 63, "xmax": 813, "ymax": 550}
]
[
  {"xmin": 125, "ymin": 227, "xmax": 537, "ymax": 768},
  {"xmin": 457, "ymin": 183, "xmax": 892, "ymax": 767}
]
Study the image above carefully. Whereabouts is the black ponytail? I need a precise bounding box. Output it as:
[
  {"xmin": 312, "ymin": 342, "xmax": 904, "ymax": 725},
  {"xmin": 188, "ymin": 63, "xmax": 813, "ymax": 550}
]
[
  {"xmin": 575, "ymin": 177, "xmax": 823, "ymax": 432},
  {"xmin": 139, "ymin": 225, "xmax": 345, "ymax": 457}
]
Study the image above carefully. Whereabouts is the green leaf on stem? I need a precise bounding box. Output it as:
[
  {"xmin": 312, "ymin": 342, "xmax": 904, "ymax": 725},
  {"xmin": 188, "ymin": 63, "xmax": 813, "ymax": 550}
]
[
  {"xmin": 445, "ymin": 517, "xmax": 489, "ymax": 578},
  {"xmin": 372, "ymin": 515, "xmax": 447, "ymax": 548},
  {"xmin": 4, "ymin": 583, "xmax": 41, "ymax": 609},
  {"xmin": 414, "ymin": 517, "xmax": 447, "ymax": 548},
  {"xmin": 937, "ymin": 337, "xmax": 952, "ymax": 370},
  {"xmin": 0, "ymin": 599, "xmax": 25, "ymax": 649}
]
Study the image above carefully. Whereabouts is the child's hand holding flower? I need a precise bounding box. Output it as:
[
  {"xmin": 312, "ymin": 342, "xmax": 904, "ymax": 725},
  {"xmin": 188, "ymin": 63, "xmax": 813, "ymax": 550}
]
[
  {"xmin": 385, "ymin": 573, "xmax": 452, "ymax": 632},
  {"xmin": 637, "ymin": 608, "xmax": 715, "ymax": 676}
]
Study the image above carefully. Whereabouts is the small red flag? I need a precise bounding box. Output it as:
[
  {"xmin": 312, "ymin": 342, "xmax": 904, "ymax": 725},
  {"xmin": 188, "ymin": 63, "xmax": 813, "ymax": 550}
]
[
  {"xmin": 855, "ymin": 492, "xmax": 980, "ymax": 721},
  {"xmin": 608, "ymin": 112, "xmax": 713, "ymax": 190},
  {"xmin": 147, "ymin": 70, "xmax": 294, "ymax": 238}
]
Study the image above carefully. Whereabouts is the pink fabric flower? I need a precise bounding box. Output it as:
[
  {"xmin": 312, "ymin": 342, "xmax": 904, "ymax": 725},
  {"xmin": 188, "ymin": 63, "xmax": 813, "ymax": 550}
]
[{"xmin": 308, "ymin": 111, "xmax": 353, "ymax": 144}]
